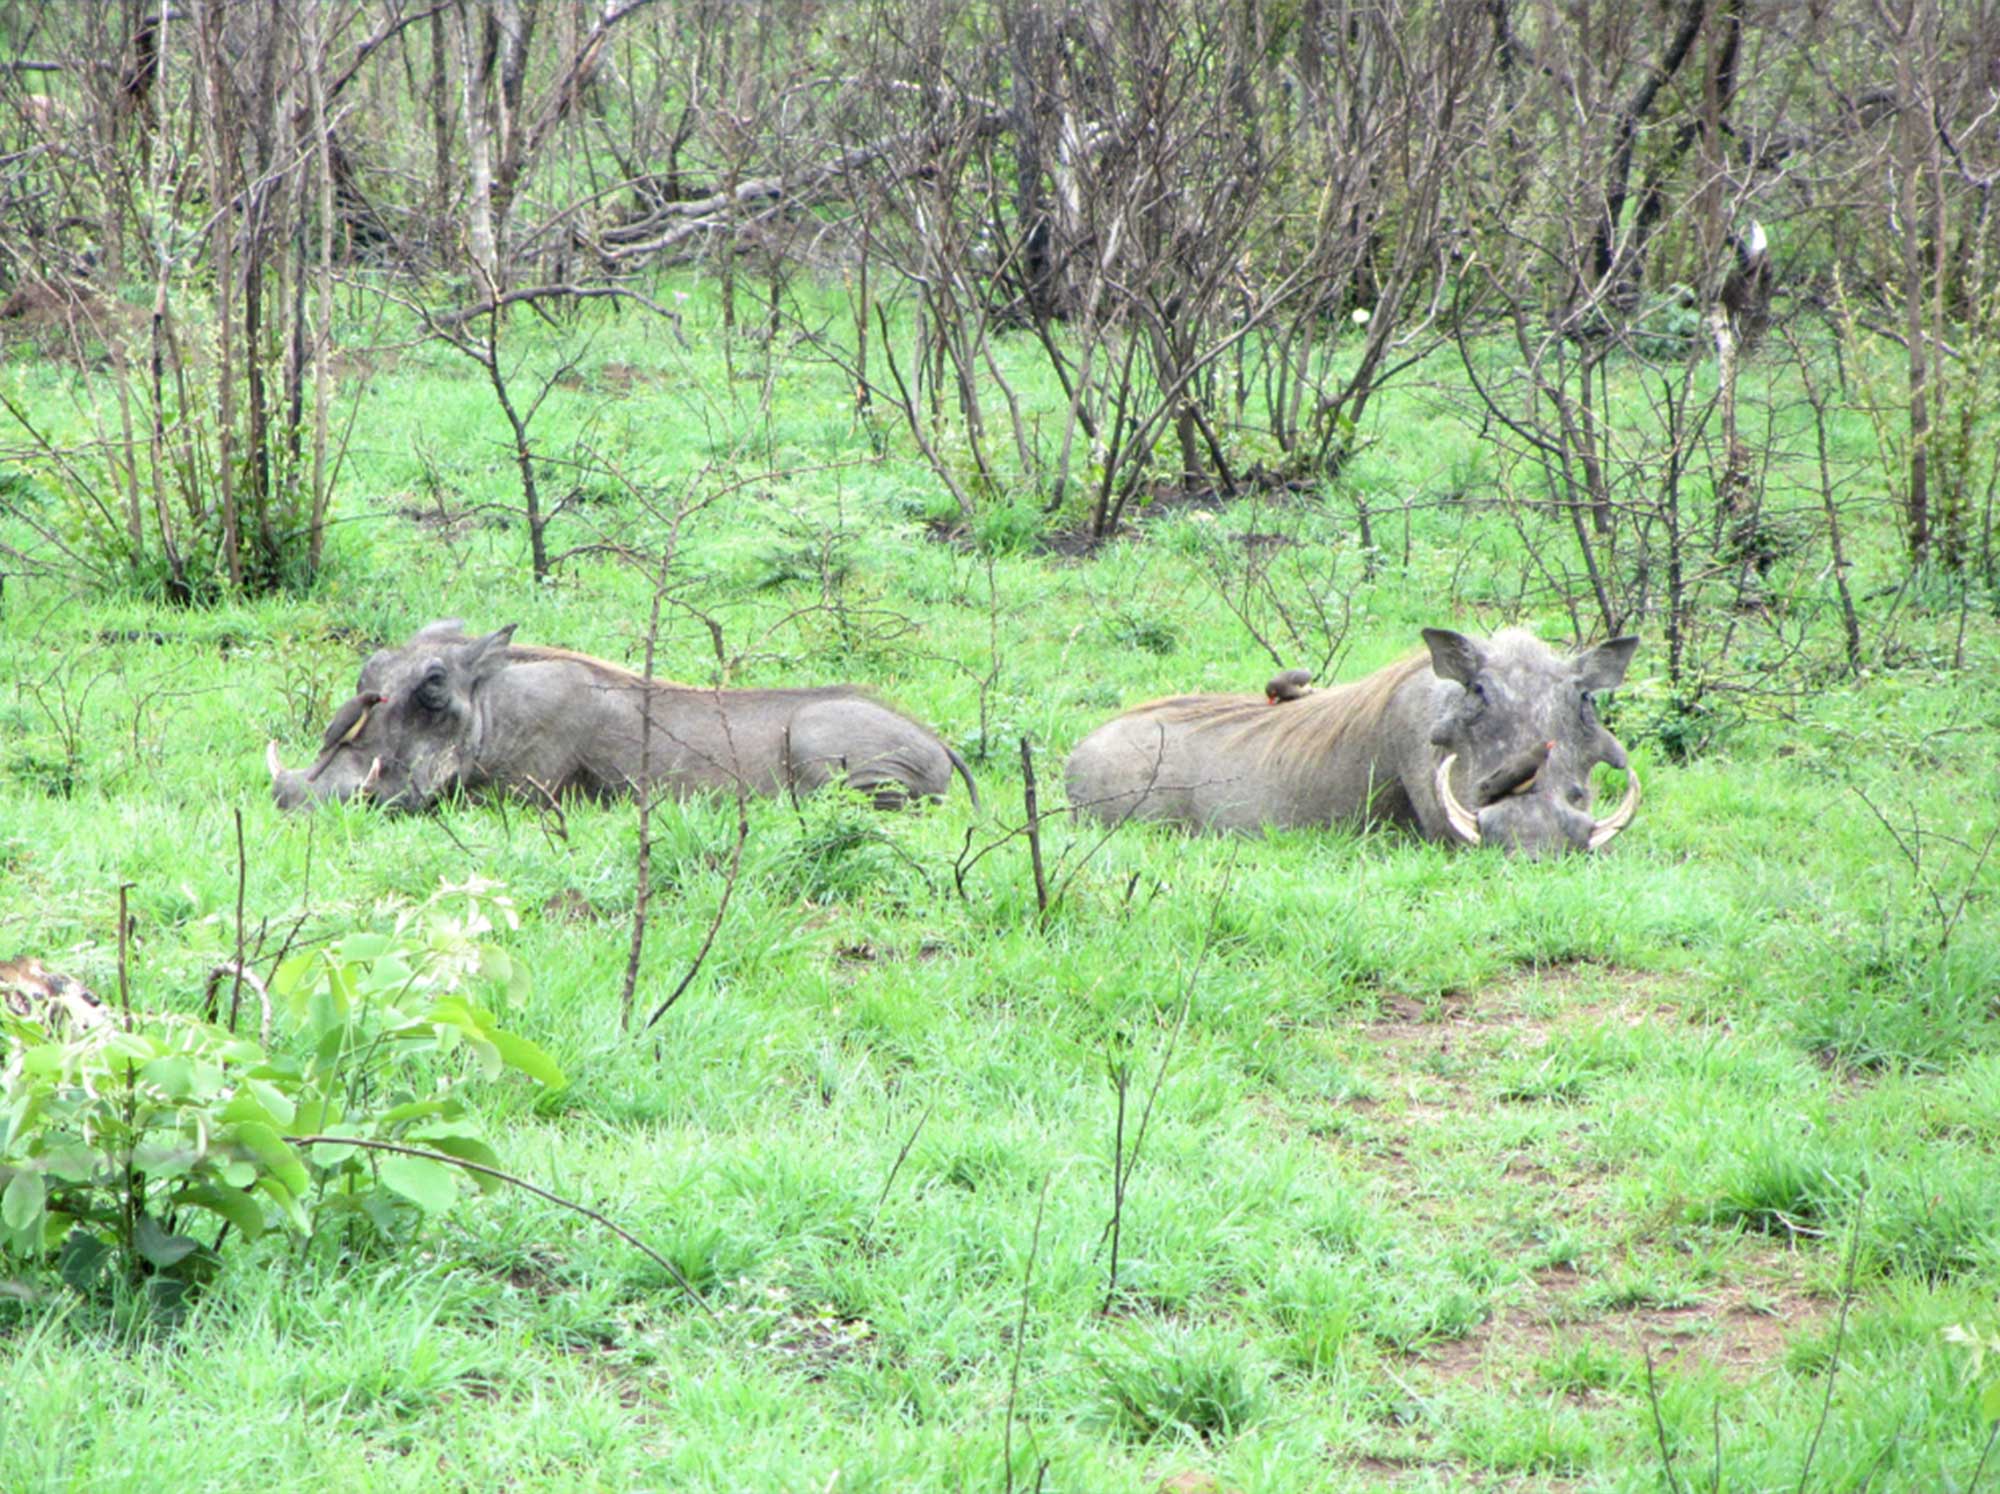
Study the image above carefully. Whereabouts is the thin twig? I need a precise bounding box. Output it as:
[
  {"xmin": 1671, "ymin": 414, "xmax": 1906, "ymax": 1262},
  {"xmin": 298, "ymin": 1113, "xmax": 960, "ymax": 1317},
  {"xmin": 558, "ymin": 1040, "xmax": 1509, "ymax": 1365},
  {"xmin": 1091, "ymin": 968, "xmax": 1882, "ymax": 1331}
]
[
  {"xmin": 230, "ymin": 806, "xmax": 247, "ymax": 1036},
  {"xmin": 643, "ymin": 786, "xmax": 749, "ymax": 1032},
  {"xmin": 1968, "ymin": 1419, "xmax": 2000, "ymax": 1492},
  {"xmin": 1797, "ymin": 1192, "xmax": 1867, "ymax": 1493},
  {"xmin": 1100, "ymin": 853, "xmax": 1237, "ymax": 1310},
  {"xmin": 871, "ymin": 1101, "xmax": 935, "ymax": 1219},
  {"xmin": 1644, "ymin": 1350, "xmax": 1687, "ymax": 1494},
  {"xmin": 283, "ymin": 1134, "xmax": 716, "ymax": 1320},
  {"xmin": 1020, "ymin": 736, "xmax": 1050, "ymax": 923},
  {"xmin": 1004, "ymin": 1174, "xmax": 1052, "ymax": 1494}
]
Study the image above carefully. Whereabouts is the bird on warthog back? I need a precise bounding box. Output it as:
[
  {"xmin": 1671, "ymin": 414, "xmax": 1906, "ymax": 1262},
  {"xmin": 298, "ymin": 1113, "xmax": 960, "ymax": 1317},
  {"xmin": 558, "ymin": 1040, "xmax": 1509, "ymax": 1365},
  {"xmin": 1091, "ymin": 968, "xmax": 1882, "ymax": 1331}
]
[
  {"xmin": 1265, "ymin": 668, "xmax": 1313, "ymax": 704},
  {"xmin": 1065, "ymin": 627, "xmax": 1640, "ymax": 856}
]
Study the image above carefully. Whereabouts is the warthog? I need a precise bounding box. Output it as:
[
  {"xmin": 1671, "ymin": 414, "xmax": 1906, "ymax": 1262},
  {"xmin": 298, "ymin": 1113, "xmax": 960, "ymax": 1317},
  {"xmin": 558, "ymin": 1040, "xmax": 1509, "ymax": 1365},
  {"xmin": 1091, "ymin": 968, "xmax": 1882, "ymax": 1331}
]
[
  {"xmin": 269, "ymin": 621, "xmax": 979, "ymax": 813},
  {"xmin": 1065, "ymin": 627, "xmax": 1640, "ymax": 855}
]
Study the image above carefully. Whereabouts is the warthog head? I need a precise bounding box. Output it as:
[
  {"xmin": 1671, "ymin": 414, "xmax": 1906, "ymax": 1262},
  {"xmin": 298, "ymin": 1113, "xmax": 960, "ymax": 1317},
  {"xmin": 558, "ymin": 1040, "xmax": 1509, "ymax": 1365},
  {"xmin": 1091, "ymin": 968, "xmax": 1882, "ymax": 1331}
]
[
  {"xmin": 1422, "ymin": 628, "xmax": 1640, "ymax": 857},
  {"xmin": 270, "ymin": 622, "xmax": 517, "ymax": 812}
]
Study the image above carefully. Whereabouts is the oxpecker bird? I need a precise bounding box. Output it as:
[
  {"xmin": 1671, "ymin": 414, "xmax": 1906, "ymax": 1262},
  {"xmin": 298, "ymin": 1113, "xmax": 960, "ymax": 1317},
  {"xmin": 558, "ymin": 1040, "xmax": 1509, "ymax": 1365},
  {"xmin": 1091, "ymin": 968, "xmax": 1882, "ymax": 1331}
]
[
  {"xmin": 1474, "ymin": 739, "xmax": 1554, "ymax": 806},
  {"xmin": 1265, "ymin": 668, "xmax": 1313, "ymax": 704},
  {"xmin": 308, "ymin": 692, "xmax": 383, "ymax": 780}
]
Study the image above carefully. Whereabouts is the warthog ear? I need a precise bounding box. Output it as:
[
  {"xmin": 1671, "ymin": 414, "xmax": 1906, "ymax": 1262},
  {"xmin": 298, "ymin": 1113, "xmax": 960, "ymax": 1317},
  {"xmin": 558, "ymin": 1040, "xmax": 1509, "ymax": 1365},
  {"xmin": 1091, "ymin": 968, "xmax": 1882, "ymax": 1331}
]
[
  {"xmin": 411, "ymin": 618, "xmax": 468, "ymax": 643},
  {"xmin": 1574, "ymin": 635, "xmax": 1640, "ymax": 692},
  {"xmin": 1422, "ymin": 628, "xmax": 1486, "ymax": 686},
  {"xmin": 456, "ymin": 623, "xmax": 519, "ymax": 677}
]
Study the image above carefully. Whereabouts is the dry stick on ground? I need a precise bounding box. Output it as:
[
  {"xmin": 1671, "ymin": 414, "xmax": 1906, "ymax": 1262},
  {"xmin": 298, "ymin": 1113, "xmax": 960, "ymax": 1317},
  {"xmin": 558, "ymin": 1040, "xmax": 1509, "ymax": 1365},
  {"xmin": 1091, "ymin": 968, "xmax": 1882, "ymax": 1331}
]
[
  {"xmin": 230, "ymin": 806, "xmax": 246, "ymax": 1033},
  {"xmin": 1004, "ymin": 1173, "xmax": 1053, "ymax": 1494},
  {"xmin": 1019, "ymin": 737, "xmax": 1050, "ymax": 920},
  {"xmin": 1969, "ymin": 1421, "xmax": 2000, "ymax": 1491},
  {"xmin": 282, "ymin": 1135, "xmax": 715, "ymax": 1320},
  {"xmin": 644, "ymin": 607, "xmax": 752, "ymax": 1035},
  {"xmin": 115, "ymin": 880, "xmax": 138, "ymax": 1282},
  {"xmin": 1796, "ymin": 1197, "xmax": 1867, "ymax": 1494},
  {"xmin": 1642, "ymin": 1352, "xmax": 1688, "ymax": 1494},
  {"xmin": 1100, "ymin": 851, "xmax": 1238, "ymax": 1312},
  {"xmin": 870, "ymin": 1101, "xmax": 936, "ymax": 1221},
  {"xmin": 617, "ymin": 584, "xmax": 668, "ymax": 1034}
]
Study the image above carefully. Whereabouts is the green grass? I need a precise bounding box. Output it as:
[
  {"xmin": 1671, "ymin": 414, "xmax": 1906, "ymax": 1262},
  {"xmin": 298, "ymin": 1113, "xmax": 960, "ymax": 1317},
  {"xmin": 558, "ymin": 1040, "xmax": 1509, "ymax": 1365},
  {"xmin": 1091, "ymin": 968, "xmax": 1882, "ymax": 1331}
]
[{"xmin": 3, "ymin": 280, "xmax": 1999, "ymax": 1490}]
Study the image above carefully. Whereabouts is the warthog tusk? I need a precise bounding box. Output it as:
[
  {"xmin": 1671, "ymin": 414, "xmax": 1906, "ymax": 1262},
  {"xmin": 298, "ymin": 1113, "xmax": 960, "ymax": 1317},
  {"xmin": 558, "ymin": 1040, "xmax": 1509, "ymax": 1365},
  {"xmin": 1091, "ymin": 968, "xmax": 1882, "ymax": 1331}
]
[
  {"xmin": 1587, "ymin": 763, "xmax": 1641, "ymax": 850},
  {"xmin": 266, "ymin": 741, "xmax": 284, "ymax": 782},
  {"xmin": 1434, "ymin": 753, "xmax": 1482, "ymax": 846},
  {"xmin": 358, "ymin": 757, "xmax": 383, "ymax": 797}
]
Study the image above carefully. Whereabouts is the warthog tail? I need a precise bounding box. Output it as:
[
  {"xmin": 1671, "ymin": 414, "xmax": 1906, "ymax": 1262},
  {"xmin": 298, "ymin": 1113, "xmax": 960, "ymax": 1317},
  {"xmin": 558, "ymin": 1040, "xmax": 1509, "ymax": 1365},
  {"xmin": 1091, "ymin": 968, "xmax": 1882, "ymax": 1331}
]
[{"xmin": 944, "ymin": 743, "xmax": 982, "ymax": 813}]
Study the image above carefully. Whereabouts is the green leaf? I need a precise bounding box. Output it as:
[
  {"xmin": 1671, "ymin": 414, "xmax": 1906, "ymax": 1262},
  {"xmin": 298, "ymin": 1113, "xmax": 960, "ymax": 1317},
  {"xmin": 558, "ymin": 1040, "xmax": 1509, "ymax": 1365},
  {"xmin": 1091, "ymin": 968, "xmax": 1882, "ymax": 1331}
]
[
  {"xmin": 2, "ymin": 1170, "xmax": 45, "ymax": 1232},
  {"xmin": 139, "ymin": 1055, "xmax": 194, "ymax": 1099},
  {"xmin": 133, "ymin": 1214, "xmax": 199, "ymax": 1269},
  {"xmin": 1983, "ymin": 1378, "xmax": 2000, "ymax": 1424},
  {"xmin": 173, "ymin": 1184, "xmax": 265, "ymax": 1241},
  {"xmin": 488, "ymin": 1029, "xmax": 566, "ymax": 1089},
  {"xmin": 244, "ymin": 1079, "xmax": 297, "ymax": 1128},
  {"xmin": 300, "ymin": 1126, "xmax": 366, "ymax": 1167},
  {"xmin": 18, "ymin": 1043, "xmax": 66, "ymax": 1078},
  {"xmin": 229, "ymin": 1122, "xmax": 309, "ymax": 1195},
  {"xmin": 57, "ymin": 1230, "xmax": 111, "ymax": 1292},
  {"xmin": 463, "ymin": 1032, "xmax": 503, "ymax": 1080},
  {"xmin": 130, "ymin": 1141, "xmax": 197, "ymax": 1178},
  {"xmin": 220, "ymin": 1092, "xmax": 283, "ymax": 1130},
  {"xmin": 416, "ymin": 1135, "xmax": 503, "ymax": 1194},
  {"xmin": 361, "ymin": 955, "xmax": 416, "ymax": 996},
  {"xmin": 379, "ymin": 1154, "xmax": 458, "ymax": 1215},
  {"xmin": 376, "ymin": 1098, "xmax": 452, "ymax": 1128},
  {"xmin": 272, "ymin": 951, "xmax": 319, "ymax": 1000},
  {"xmin": 290, "ymin": 1094, "xmax": 342, "ymax": 1135},
  {"xmin": 108, "ymin": 1026, "xmax": 165, "ymax": 1058},
  {"xmin": 337, "ymin": 933, "xmax": 394, "ymax": 963},
  {"xmin": 3, "ymin": 1086, "xmax": 49, "ymax": 1151},
  {"xmin": 253, "ymin": 1174, "xmax": 311, "ymax": 1235},
  {"xmin": 41, "ymin": 1145, "xmax": 100, "ymax": 1184}
]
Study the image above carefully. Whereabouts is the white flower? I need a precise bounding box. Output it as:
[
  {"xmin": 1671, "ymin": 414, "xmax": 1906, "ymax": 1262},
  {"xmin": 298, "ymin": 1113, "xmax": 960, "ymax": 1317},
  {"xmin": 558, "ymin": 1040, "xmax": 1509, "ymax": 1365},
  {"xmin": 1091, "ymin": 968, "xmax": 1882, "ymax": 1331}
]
[{"xmin": 1351, "ymin": 307, "xmax": 1371, "ymax": 326}]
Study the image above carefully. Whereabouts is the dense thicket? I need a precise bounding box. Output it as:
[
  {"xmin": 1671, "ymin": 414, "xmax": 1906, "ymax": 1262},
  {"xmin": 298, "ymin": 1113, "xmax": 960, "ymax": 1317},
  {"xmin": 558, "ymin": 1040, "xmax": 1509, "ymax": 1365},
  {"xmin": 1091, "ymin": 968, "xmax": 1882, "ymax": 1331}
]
[{"xmin": 2, "ymin": 0, "xmax": 1996, "ymax": 651}]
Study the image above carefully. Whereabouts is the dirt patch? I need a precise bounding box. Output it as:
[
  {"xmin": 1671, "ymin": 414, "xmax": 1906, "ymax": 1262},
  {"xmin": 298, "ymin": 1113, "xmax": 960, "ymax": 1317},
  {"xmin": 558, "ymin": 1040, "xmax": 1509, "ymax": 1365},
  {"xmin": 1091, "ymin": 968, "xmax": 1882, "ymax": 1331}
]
[
  {"xmin": 1364, "ymin": 962, "xmax": 1685, "ymax": 1055},
  {"xmin": 829, "ymin": 938, "xmax": 952, "ymax": 975},
  {"xmin": 541, "ymin": 888, "xmax": 605, "ymax": 924},
  {"xmin": 395, "ymin": 498, "xmax": 506, "ymax": 538},
  {"xmin": 1335, "ymin": 1453, "xmax": 1522, "ymax": 1490},
  {"xmin": 600, "ymin": 361, "xmax": 667, "ymax": 393},
  {"xmin": 719, "ymin": 1283, "xmax": 879, "ymax": 1382},
  {"xmin": 1411, "ymin": 1249, "xmax": 1827, "ymax": 1393}
]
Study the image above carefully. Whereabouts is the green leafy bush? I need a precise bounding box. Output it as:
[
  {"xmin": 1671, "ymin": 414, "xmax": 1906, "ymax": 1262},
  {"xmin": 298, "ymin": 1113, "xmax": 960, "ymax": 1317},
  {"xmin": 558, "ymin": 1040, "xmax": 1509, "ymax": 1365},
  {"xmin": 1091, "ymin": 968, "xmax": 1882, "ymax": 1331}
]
[{"xmin": 0, "ymin": 878, "xmax": 563, "ymax": 1297}]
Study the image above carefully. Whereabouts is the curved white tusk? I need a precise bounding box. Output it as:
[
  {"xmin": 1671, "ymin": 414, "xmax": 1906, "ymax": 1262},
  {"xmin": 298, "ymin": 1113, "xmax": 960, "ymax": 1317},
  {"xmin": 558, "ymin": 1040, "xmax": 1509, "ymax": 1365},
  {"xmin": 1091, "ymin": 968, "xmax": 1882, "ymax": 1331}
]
[
  {"xmin": 266, "ymin": 741, "xmax": 285, "ymax": 782},
  {"xmin": 1586, "ymin": 764, "xmax": 1642, "ymax": 850},
  {"xmin": 1434, "ymin": 753, "xmax": 1482, "ymax": 846},
  {"xmin": 358, "ymin": 757, "xmax": 383, "ymax": 798}
]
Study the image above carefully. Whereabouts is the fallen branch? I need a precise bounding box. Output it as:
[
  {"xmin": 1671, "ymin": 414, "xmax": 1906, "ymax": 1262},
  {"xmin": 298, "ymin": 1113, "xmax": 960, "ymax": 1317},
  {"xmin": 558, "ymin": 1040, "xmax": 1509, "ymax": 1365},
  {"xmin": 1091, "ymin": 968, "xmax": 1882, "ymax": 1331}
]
[{"xmin": 283, "ymin": 1134, "xmax": 716, "ymax": 1318}]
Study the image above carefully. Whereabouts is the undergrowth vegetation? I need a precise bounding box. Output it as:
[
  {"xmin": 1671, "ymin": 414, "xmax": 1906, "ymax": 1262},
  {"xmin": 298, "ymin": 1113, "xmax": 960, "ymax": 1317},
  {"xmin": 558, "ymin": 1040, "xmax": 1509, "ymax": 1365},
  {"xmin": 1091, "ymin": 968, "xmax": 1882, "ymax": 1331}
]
[{"xmin": 2, "ymin": 281, "xmax": 1998, "ymax": 1489}]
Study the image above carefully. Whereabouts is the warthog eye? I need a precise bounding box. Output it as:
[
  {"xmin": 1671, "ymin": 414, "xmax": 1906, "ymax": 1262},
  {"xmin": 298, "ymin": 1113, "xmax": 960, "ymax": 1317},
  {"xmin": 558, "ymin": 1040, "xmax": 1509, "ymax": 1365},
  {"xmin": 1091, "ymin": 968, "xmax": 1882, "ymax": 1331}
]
[{"xmin": 415, "ymin": 662, "xmax": 450, "ymax": 712}]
